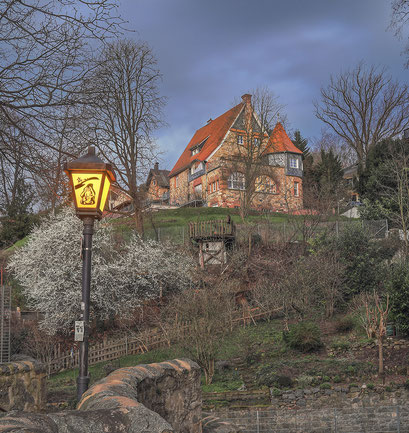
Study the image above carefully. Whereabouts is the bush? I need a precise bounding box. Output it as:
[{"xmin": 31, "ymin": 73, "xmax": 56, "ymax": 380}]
[
  {"xmin": 255, "ymin": 367, "xmax": 293, "ymax": 389},
  {"xmin": 255, "ymin": 366, "xmax": 277, "ymax": 388},
  {"xmin": 335, "ymin": 316, "xmax": 355, "ymax": 333},
  {"xmin": 387, "ymin": 262, "xmax": 409, "ymax": 337},
  {"xmin": 276, "ymin": 375, "xmax": 293, "ymax": 388},
  {"xmin": 337, "ymin": 224, "xmax": 389, "ymax": 299},
  {"xmin": 331, "ymin": 338, "xmax": 350, "ymax": 351},
  {"xmin": 271, "ymin": 387, "xmax": 281, "ymax": 397},
  {"xmin": 333, "ymin": 375, "xmax": 342, "ymax": 383},
  {"xmin": 286, "ymin": 322, "xmax": 323, "ymax": 353},
  {"xmin": 297, "ymin": 375, "xmax": 315, "ymax": 388},
  {"xmin": 320, "ymin": 382, "xmax": 331, "ymax": 390},
  {"xmin": 367, "ymin": 383, "xmax": 375, "ymax": 390}
]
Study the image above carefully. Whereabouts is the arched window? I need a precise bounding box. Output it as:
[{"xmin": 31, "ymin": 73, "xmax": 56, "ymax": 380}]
[
  {"xmin": 255, "ymin": 176, "xmax": 277, "ymax": 194},
  {"xmin": 228, "ymin": 172, "xmax": 245, "ymax": 190}
]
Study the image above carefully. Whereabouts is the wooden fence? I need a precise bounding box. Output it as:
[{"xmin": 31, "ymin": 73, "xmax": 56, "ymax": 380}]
[{"xmin": 46, "ymin": 307, "xmax": 280, "ymax": 375}]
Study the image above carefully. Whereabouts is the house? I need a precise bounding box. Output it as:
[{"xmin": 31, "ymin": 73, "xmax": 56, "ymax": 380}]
[
  {"xmin": 168, "ymin": 94, "xmax": 303, "ymax": 212},
  {"xmin": 145, "ymin": 162, "xmax": 170, "ymax": 204},
  {"xmin": 343, "ymin": 163, "xmax": 360, "ymax": 202},
  {"xmin": 106, "ymin": 184, "xmax": 133, "ymax": 215}
]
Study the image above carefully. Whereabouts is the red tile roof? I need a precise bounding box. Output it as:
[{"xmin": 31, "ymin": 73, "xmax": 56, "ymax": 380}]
[
  {"xmin": 169, "ymin": 102, "xmax": 244, "ymax": 177},
  {"xmin": 266, "ymin": 122, "xmax": 302, "ymax": 154}
]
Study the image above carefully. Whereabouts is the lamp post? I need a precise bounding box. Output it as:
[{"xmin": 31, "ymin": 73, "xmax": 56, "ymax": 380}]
[{"xmin": 64, "ymin": 146, "xmax": 115, "ymax": 401}]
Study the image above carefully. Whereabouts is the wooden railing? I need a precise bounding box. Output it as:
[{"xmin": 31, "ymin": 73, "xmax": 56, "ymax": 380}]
[
  {"xmin": 189, "ymin": 219, "xmax": 236, "ymax": 239},
  {"xmin": 46, "ymin": 307, "xmax": 280, "ymax": 375}
]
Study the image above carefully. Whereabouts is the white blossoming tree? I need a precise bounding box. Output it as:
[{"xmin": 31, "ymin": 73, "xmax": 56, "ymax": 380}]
[{"xmin": 7, "ymin": 207, "xmax": 192, "ymax": 334}]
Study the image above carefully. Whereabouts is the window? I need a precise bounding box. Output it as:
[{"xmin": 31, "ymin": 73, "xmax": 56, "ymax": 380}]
[
  {"xmin": 294, "ymin": 181, "xmax": 299, "ymax": 196},
  {"xmin": 175, "ymin": 176, "xmax": 178, "ymax": 188},
  {"xmin": 254, "ymin": 138, "xmax": 260, "ymax": 146},
  {"xmin": 191, "ymin": 148, "xmax": 199, "ymax": 156},
  {"xmin": 255, "ymin": 176, "xmax": 277, "ymax": 194},
  {"xmin": 289, "ymin": 157, "xmax": 299, "ymax": 169},
  {"xmin": 191, "ymin": 162, "xmax": 204, "ymax": 174},
  {"xmin": 212, "ymin": 182, "xmax": 216, "ymax": 192},
  {"xmin": 228, "ymin": 172, "xmax": 245, "ymax": 190},
  {"xmin": 194, "ymin": 184, "xmax": 202, "ymax": 196},
  {"xmin": 237, "ymin": 135, "xmax": 243, "ymax": 145},
  {"xmin": 152, "ymin": 179, "xmax": 156, "ymax": 186}
]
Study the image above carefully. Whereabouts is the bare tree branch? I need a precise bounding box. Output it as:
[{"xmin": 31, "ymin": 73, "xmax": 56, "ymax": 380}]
[{"xmin": 314, "ymin": 62, "xmax": 409, "ymax": 163}]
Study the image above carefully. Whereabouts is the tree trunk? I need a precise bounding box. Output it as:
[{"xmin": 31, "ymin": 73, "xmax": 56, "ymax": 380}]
[{"xmin": 378, "ymin": 335, "xmax": 384, "ymax": 376}]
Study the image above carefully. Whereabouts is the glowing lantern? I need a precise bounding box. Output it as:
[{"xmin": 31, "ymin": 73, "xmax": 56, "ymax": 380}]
[{"xmin": 64, "ymin": 146, "xmax": 115, "ymax": 219}]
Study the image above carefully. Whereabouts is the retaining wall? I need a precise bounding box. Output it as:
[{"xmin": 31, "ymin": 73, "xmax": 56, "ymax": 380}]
[
  {"xmin": 211, "ymin": 406, "xmax": 409, "ymax": 433},
  {"xmin": 270, "ymin": 384, "xmax": 409, "ymax": 410},
  {"xmin": 0, "ymin": 359, "xmax": 201, "ymax": 433},
  {"xmin": 0, "ymin": 358, "xmax": 46, "ymax": 412}
]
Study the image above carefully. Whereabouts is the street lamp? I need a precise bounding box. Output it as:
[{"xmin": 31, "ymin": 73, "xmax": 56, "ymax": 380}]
[{"xmin": 64, "ymin": 146, "xmax": 115, "ymax": 401}]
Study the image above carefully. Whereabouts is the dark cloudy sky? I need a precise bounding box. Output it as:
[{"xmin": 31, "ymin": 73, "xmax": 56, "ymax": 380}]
[{"xmin": 119, "ymin": 0, "xmax": 409, "ymax": 171}]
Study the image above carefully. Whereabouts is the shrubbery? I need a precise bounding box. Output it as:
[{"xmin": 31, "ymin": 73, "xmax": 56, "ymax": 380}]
[
  {"xmin": 285, "ymin": 322, "xmax": 323, "ymax": 353},
  {"xmin": 335, "ymin": 315, "xmax": 355, "ymax": 333},
  {"xmin": 386, "ymin": 262, "xmax": 409, "ymax": 337}
]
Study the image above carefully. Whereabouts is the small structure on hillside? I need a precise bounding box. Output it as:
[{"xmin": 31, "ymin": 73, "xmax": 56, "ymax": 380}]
[{"xmin": 189, "ymin": 216, "xmax": 235, "ymax": 268}]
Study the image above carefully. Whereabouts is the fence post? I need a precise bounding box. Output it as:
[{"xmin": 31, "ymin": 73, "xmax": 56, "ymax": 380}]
[
  {"xmin": 158, "ymin": 227, "xmax": 161, "ymax": 242},
  {"xmin": 336, "ymin": 220, "xmax": 339, "ymax": 239},
  {"xmin": 385, "ymin": 219, "xmax": 389, "ymax": 238},
  {"xmin": 256, "ymin": 410, "xmax": 259, "ymax": 433},
  {"xmin": 182, "ymin": 226, "xmax": 185, "ymax": 244},
  {"xmin": 334, "ymin": 408, "xmax": 337, "ymax": 433}
]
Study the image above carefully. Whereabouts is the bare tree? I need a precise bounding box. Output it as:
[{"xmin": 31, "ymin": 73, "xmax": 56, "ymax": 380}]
[
  {"xmin": 315, "ymin": 62, "xmax": 409, "ymax": 163},
  {"xmin": 28, "ymin": 107, "xmax": 88, "ymax": 213},
  {"xmin": 373, "ymin": 140, "xmax": 409, "ymax": 254},
  {"xmin": 312, "ymin": 129, "xmax": 357, "ymax": 168},
  {"xmin": 221, "ymin": 88, "xmax": 284, "ymax": 221},
  {"xmin": 390, "ymin": 0, "xmax": 409, "ymax": 67},
  {"xmin": 0, "ymin": 0, "xmax": 124, "ymax": 157},
  {"xmin": 353, "ymin": 291, "xmax": 389, "ymax": 376},
  {"xmin": 84, "ymin": 40, "xmax": 166, "ymax": 232},
  {"xmin": 163, "ymin": 287, "xmax": 233, "ymax": 385}
]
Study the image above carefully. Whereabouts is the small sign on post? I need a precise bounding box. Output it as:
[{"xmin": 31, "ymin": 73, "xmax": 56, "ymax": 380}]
[{"xmin": 75, "ymin": 321, "xmax": 84, "ymax": 342}]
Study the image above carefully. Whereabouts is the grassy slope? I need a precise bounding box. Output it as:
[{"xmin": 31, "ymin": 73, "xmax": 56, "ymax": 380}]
[{"xmin": 48, "ymin": 318, "xmax": 401, "ymax": 407}]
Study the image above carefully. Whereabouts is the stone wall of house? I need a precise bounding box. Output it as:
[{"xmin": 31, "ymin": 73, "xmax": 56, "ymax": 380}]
[
  {"xmin": 169, "ymin": 129, "xmax": 303, "ymax": 211},
  {"xmin": 147, "ymin": 181, "xmax": 168, "ymax": 201},
  {"xmin": 170, "ymin": 169, "xmax": 190, "ymax": 205},
  {"xmin": 206, "ymin": 131, "xmax": 303, "ymax": 211},
  {"xmin": 0, "ymin": 358, "xmax": 46, "ymax": 412}
]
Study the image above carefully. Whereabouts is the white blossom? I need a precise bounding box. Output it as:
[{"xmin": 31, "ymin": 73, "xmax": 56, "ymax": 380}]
[{"xmin": 8, "ymin": 207, "xmax": 192, "ymax": 334}]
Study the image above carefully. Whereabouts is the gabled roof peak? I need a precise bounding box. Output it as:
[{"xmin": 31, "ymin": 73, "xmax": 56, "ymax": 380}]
[{"xmin": 169, "ymin": 102, "xmax": 244, "ymax": 176}]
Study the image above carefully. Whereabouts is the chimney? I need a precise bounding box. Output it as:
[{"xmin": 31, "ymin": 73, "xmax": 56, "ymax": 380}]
[
  {"xmin": 207, "ymin": 118, "xmax": 212, "ymax": 124},
  {"xmin": 241, "ymin": 94, "xmax": 252, "ymax": 129},
  {"xmin": 154, "ymin": 162, "xmax": 159, "ymax": 172},
  {"xmin": 241, "ymin": 93, "xmax": 252, "ymax": 106}
]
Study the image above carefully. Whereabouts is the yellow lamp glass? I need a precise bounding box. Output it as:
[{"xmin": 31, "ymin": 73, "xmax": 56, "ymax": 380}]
[
  {"xmin": 64, "ymin": 146, "xmax": 115, "ymax": 219},
  {"xmin": 72, "ymin": 172, "xmax": 104, "ymax": 210},
  {"xmin": 99, "ymin": 175, "xmax": 111, "ymax": 213}
]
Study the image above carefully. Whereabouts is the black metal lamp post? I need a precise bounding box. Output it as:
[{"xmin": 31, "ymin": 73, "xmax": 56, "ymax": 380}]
[{"xmin": 64, "ymin": 146, "xmax": 115, "ymax": 401}]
